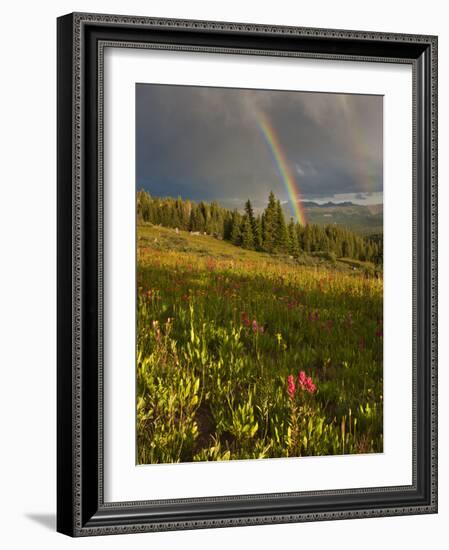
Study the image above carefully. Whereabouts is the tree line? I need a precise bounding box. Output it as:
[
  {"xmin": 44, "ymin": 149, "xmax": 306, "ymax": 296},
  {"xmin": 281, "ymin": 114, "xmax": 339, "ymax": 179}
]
[{"xmin": 137, "ymin": 190, "xmax": 382, "ymax": 264}]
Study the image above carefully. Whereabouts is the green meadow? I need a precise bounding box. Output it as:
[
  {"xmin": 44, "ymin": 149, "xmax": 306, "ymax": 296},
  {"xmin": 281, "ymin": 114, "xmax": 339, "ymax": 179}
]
[{"xmin": 136, "ymin": 223, "xmax": 383, "ymax": 464}]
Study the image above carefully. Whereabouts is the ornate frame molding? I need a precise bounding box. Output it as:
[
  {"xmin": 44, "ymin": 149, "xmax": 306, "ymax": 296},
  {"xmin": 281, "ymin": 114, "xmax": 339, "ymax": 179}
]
[{"xmin": 57, "ymin": 12, "xmax": 437, "ymax": 537}]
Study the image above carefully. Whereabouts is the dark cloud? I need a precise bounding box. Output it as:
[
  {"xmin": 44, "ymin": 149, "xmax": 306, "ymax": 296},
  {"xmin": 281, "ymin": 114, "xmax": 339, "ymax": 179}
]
[{"xmin": 136, "ymin": 84, "xmax": 383, "ymax": 209}]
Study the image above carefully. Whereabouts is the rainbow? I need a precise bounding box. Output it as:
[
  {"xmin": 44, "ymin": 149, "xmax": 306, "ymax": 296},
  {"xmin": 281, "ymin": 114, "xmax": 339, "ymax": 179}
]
[{"xmin": 257, "ymin": 112, "xmax": 307, "ymax": 226}]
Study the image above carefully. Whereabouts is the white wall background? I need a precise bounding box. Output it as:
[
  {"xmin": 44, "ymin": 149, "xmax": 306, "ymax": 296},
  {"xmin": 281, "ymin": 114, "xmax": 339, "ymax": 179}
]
[{"xmin": 0, "ymin": 1, "xmax": 446, "ymax": 548}]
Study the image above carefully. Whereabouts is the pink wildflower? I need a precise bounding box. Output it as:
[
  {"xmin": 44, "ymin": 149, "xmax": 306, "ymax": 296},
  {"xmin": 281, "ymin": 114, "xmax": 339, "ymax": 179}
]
[
  {"xmin": 298, "ymin": 371, "xmax": 317, "ymax": 394},
  {"xmin": 252, "ymin": 319, "xmax": 264, "ymax": 334},
  {"xmin": 305, "ymin": 379, "xmax": 316, "ymax": 394},
  {"xmin": 287, "ymin": 375, "xmax": 296, "ymax": 398}
]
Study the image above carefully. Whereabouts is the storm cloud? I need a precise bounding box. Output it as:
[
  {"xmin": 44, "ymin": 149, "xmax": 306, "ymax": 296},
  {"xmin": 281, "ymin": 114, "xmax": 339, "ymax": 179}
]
[{"xmin": 136, "ymin": 84, "xmax": 383, "ymax": 210}]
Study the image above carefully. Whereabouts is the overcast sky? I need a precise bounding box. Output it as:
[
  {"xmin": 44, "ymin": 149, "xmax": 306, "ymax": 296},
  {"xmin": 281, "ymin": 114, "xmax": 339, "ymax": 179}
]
[{"xmin": 136, "ymin": 84, "xmax": 383, "ymax": 212}]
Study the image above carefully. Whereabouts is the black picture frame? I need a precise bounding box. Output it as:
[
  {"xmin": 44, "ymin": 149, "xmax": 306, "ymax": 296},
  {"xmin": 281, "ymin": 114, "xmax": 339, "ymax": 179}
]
[{"xmin": 57, "ymin": 12, "xmax": 438, "ymax": 537}]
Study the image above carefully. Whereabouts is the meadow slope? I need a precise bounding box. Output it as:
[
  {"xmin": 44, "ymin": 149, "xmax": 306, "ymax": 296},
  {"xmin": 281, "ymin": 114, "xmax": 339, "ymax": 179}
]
[{"xmin": 136, "ymin": 223, "xmax": 383, "ymax": 463}]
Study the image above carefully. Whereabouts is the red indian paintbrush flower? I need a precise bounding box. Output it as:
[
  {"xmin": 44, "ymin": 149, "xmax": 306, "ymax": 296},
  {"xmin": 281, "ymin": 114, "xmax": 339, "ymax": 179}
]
[
  {"xmin": 306, "ymin": 379, "xmax": 316, "ymax": 394},
  {"xmin": 287, "ymin": 375, "xmax": 296, "ymax": 398},
  {"xmin": 252, "ymin": 319, "xmax": 263, "ymax": 333},
  {"xmin": 298, "ymin": 371, "xmax": 317, "ymax": 394}
]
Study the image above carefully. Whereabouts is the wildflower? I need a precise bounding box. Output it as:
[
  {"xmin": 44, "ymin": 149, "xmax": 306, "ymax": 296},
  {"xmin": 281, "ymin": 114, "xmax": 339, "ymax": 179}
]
[
  {"xmin": 308, "ymin": 311, "xmax": 319, "ymax": 322},
  {"xmin": 375, "ymin": 329, "xmax": 383, "ymax": 338},
  {"xmin": 306, "ymin": 379, "xmax": 317, "ymax": 394},
  {"xmin": 287, "ymin": 375, "xmax": 296, "ymax": 398},
  {"xmin": 252, "ymin": 319, "xmax": 264, "ymax": 334},
  {"xmin": 206, "ymin": 258, "xmax": 216, "ymax": 271},
  {"xmin": 241, "ymin": 312, "xmax": 251, "ymax": 327},
  {"xmin": 298, "ymin": 371, "xmax": 317, "ymax": 394}
]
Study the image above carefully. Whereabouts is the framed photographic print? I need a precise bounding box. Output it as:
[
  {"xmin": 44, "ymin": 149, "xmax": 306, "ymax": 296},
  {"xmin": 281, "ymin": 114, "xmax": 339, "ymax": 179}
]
[{"xmin": 57, "ymin": 12, "xmax": 438, "ymax": 536}]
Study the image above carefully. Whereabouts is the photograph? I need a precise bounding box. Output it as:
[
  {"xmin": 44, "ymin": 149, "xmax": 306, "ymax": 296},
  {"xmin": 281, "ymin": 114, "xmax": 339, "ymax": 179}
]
[{"xmin": 135, "ymin": 83, "xmax": 384, "ymax": 464}]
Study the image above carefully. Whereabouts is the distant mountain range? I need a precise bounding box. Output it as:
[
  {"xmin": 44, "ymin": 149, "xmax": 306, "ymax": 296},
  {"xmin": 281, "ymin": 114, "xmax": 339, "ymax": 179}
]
[
  {"xmin": 301, "ymin": 201, "xmax": 356, "ymax": 208},
  {"xmin": 286, "ymin": 201, "xmax": 383, "ymax": 235}
]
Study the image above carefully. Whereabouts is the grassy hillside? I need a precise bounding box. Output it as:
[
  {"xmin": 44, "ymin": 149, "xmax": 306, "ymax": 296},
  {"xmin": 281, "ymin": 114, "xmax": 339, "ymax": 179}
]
[
  {"xmin": 138, "ymin": 223, "xmax": 379, "ymax": 275},
  {"xmin": 136, "ymin": 222, "xmax": 383, "ymax": 463}
]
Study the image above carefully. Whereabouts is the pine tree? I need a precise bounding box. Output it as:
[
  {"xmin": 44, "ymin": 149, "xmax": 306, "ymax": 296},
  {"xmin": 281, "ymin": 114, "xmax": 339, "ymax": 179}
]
[
  {"xmin": 244, "ymin": 198, "xmax": 262, "ymax": 250},
  {"xmin": 188, "ymin": 206, "xmax": 198, "ymax": 231},
  {"xmin": 342, "ymin": 239, "xmax": 353, "ymax": 258},
  {"xmin": 244, "ymin": 199, "xmax": 255, "ymax": 226},
  {"xmin": 230, "ymin": 210, "xmax": 242, "ymax": 246},
  {"xmin": 253, "ymin": 216, "xmax": 263, "ymax": 251},
  {"xmin": 296, "ymin": 224, "xmax": 304, "ymax": 253},
  {"xmin": 288, "ymin": 219, "xmax": 300, "ymax": 257},
  {"xmin": 262, "ymin": 191, "xmax": 278, "ymax": 253},
  {"xmin": 274, "ymin": 200, "xmax": 289, "ymax": 253},
  {"xmin": 302, "ymin": 224, "xmax": 312, "ymax": 253},
  {"xmin": 137, "ymin": 190, "xmax": 152, "ymax": 222},
  {"xmin": 198, "ymin": 201, "xmax": 208, "ymax": 233},
  {"xmin": 223, "ymin": 211, "xmax": 233, "ymax": 240},
  {"xmin": 317, "ymin": 226, "xmax": 329, "ymax": 252},
  {"xmin": 241, "ymin": 215, "xmax": 255, "ymax": 249},
  {"xmin": 209, "ymin": 202, "xmax": 221, "ymax": 236}
]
